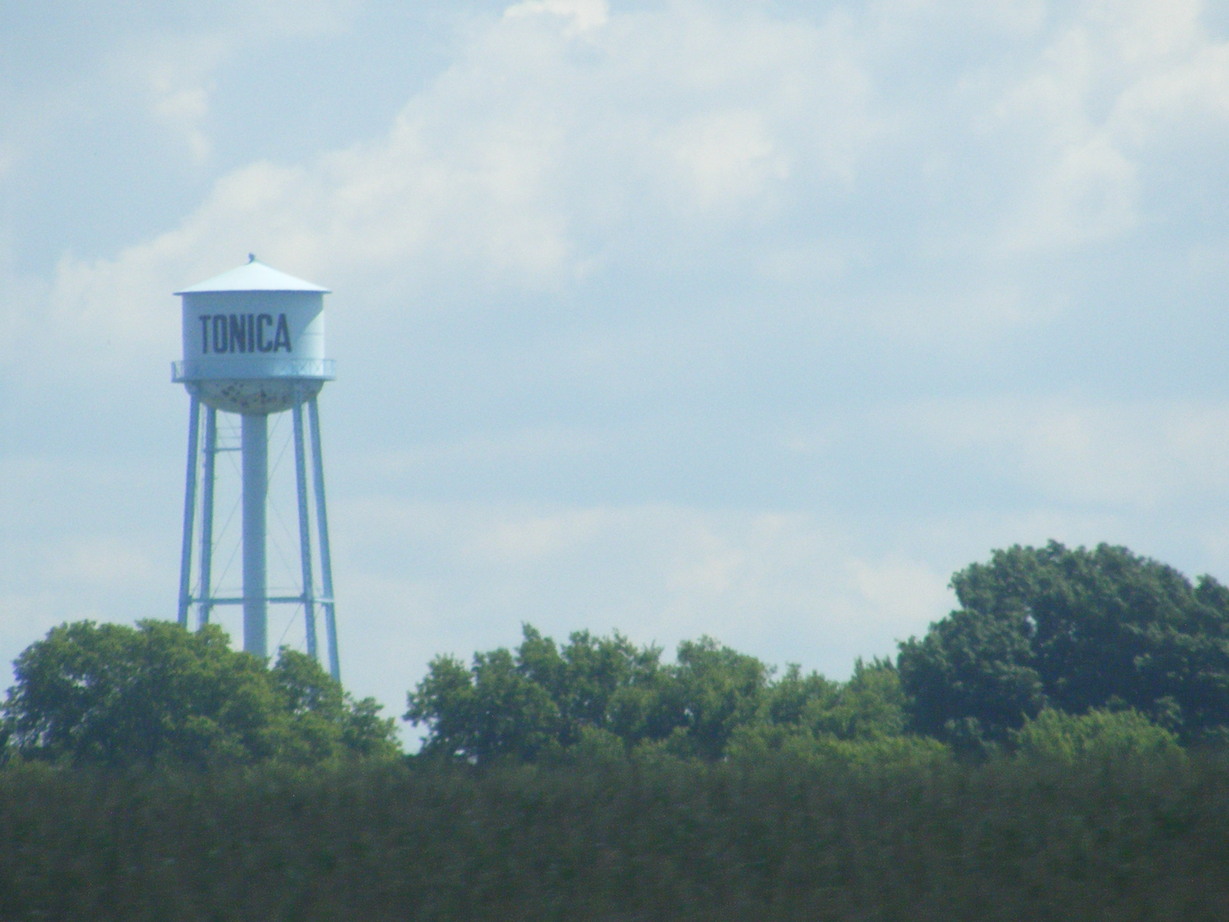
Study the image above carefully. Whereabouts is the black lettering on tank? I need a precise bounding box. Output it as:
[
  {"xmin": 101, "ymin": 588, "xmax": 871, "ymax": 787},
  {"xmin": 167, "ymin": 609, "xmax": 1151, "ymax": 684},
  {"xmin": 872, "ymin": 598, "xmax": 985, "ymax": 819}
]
[
  {"xmin": 212, "ymin": 315, "xmax": 229, "ymax": 353},
  {"xmin": 273, "ymin": 313, "xmax": 292, "ymax": 352},
  {"xmin": 229, "ymin": 315, "xmax": 247, "ymax": 352},
  {"xmin": 257, "ymin": 314, "xmax": 274, "ymax": 352}
]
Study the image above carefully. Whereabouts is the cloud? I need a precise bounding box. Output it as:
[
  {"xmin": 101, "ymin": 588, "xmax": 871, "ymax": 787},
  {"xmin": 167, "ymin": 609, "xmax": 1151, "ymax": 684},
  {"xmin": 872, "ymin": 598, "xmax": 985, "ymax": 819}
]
[
  {"xmin": 1004, "ymin": 134, "xmax": 1139, "ymax": 251},
  {"xmin": 662, "ymin": 109, "xmax": 791, "ymax": 214},
  {"xmin": 987, "ymin": 0, "xmax": 1229, "ymax": 252},
  {"xmin": 898, "ymin": 396, "xmax": 1229, "ymax": 509},
  {"xmin": 29, "ymin": 0, "xmax": 884, "ymax": 356},
  {"xmin": 504, "ymin": 0, "xmax": 609, "ymax": 35},
  {"xmin": 125, "ymin": 39, "xmax": 227, "ymax": 165}
]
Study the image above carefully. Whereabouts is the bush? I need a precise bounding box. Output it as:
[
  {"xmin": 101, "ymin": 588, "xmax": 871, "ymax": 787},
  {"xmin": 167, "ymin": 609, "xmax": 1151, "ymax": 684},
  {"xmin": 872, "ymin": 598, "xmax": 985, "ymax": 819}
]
[{"xmin": 1012, "ymin": 707, "xmax": 1184, "ymax": 768}]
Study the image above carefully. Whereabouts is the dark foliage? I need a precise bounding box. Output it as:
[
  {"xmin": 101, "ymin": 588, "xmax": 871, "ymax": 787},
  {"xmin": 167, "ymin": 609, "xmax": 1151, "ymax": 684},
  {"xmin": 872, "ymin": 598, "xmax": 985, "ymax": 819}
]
[
  {"xmin": 898, "ymin": 542, "xmax": 1229, "ymax": 747},
  {"xmin": 2, "ymin": 620, "xmax": 400, "ymax": 768},
  {"xmin": 406, "ymin": 626, "xmax": 911, "ymax": 764}
]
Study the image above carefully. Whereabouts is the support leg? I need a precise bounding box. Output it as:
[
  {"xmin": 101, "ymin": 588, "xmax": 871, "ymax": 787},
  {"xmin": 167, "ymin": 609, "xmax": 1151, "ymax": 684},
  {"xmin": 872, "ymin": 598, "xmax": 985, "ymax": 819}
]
[
  {"xmin": 242, "ymin": 413, "xmax": 268, "ymax": 660},
  {"xmin": 309, "ymin": 397, "xmax": 340, "ymax": 682},
  {"xmin": 177, "ymin": 397, "xmax": 201, "ymax": 627},
  {"xmin": 199, "ymin": 406, "xmax": 217, "ymax": 628},
  {"xmin": 293, "ymin": 401, "xmax": 318, "ymax": 660}
]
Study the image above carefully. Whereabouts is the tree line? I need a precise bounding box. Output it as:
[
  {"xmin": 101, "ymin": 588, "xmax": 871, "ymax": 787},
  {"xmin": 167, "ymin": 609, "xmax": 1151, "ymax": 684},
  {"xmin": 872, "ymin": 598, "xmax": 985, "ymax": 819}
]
[
  {"xmin": 5, "ymin": 540, "xmax": 1229, "ymax": 919},
  {"xmin": 5, "ymin": 540, "xmax": 1229, "ymax": 768},
  {"xmin": 405, "ymin": 540, "xmax": 1229, "ymax": 766}
]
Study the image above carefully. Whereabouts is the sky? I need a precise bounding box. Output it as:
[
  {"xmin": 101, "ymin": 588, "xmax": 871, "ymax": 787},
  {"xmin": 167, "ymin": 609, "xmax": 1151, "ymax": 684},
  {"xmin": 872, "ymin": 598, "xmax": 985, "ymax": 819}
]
[{"xmin": 3, "ymin": 0, "xmax": 1229, "ymax": 742}]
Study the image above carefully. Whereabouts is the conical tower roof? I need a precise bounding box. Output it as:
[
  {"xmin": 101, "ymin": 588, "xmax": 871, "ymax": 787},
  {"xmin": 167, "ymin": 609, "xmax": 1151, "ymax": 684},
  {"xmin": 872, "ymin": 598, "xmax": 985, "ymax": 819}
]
[{"xmin": 175, "ymin": 255, "xmax": 329, "ymax": 294}]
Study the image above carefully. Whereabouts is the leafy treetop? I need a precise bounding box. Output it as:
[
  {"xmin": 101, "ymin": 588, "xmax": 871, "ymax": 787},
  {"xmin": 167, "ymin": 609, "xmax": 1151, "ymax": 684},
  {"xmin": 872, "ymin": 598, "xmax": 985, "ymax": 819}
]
[
  {"xmin": 897, "ymin": 542, "xmax": 1229, "ymax": 747},
  {"xmin": 405, "ymin": 625, "xmax": 912, "ymax": 765},
  {"xmin": 2, "ymin": 620, "xmax": 399, "ymax": 768}
]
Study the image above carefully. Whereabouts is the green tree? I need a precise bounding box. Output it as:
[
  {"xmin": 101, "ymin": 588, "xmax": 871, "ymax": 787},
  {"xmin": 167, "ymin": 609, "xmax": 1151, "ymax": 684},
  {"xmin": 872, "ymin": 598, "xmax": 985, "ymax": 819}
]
[
  {"xmin": 897, "ymin": 604, "xmax": 1045, "ymax": 748},
  {"xmin": 407, "ymin": 626, "xmax": 912, "ymax": 764},
  {"xmin": 411, "ymin": 627, "xmax": 774, "ymax": 763},
  {"xmin": 810, "ymin": 657, "xmax": 909, "ymax": 740},
  {"xmin": 406, "ymin": 625, "xmax": 668, "ymax": 763},
  {"xmin": 517, "ymin": 625, "xmax": 668, "ymax": 746},
  {"xmin": 269, "ymin": 648, "xmax": 401, "ymax": 763},
  {"xmin": 898, "ymin": 542, "xmax": 1229, "ymax": 745},
  {"xmin": 407, "ymin": 645, "xmax": 563, "ymax": 763},
  {"xmin": 1011, "ymin": 707, "xmax": 1183, "ymax": 768},
  {"xmin": 726, "ymin": 658, "xmax": 932, "ymax": 768},
  {"xmin": 665, "ymin": 637, "xmax": 771, "ymax": 759},
  {"xmin": 761, "ymin": 663, "xmax": 839, "ymax": 727},
  {"xmin": 2, "ymin": 620, "xmax": 398, "ymax": 768}
]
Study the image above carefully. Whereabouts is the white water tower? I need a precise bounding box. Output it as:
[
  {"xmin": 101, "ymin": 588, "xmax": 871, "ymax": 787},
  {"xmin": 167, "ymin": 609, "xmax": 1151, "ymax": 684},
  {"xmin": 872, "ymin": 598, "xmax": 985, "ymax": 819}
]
[{"xmin": 172, "ymin": 256, "xmax": 340, "ymax": 679}]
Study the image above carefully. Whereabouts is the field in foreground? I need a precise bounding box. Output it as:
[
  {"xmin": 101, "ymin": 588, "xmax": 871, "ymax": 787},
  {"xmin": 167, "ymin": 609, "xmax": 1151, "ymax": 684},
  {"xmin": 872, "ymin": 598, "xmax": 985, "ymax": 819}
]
[{"xmin": 2, "ymin": 751, "xmax": 1228, "ymax": 921}]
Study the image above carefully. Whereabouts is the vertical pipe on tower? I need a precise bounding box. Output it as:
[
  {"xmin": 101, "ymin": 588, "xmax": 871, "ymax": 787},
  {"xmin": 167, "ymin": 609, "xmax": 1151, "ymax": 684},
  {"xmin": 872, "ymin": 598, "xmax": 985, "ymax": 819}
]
[
  {"xmin": 177, "ymin": 396, "xmax": 201, "ymax": 627},
  {"xmin": 242, "ymin": 413, "xmax": 269, "ymax": 660}
]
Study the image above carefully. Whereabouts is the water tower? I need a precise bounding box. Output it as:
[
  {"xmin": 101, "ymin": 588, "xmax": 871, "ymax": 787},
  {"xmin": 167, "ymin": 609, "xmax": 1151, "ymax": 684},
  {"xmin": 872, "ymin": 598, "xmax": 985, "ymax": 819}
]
[{"xmin": 172, "ymin": 256, "xmax": 340, "ymax": 680}]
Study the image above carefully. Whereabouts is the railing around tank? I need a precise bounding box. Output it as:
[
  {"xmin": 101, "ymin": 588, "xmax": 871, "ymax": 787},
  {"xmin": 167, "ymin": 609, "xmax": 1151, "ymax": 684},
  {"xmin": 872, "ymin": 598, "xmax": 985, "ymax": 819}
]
[{"xmin": 172, "ymin": 358, "xmax": 336, "ymax": 382}]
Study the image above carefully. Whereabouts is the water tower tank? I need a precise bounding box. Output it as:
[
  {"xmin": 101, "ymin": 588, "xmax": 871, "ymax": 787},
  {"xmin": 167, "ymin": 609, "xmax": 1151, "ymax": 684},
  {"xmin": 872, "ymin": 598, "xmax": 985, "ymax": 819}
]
[{"xmin": 172, "ymin": 255, "xmax": 334, "ymax": 414}]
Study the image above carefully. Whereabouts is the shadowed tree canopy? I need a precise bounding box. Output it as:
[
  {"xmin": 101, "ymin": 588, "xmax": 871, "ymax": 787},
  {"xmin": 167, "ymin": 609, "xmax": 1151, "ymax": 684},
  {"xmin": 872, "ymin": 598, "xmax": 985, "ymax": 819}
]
[
  {"xmin": 2, "ymin": 620, "xmax": 400, "ymax": 768},
  {"xmin": 405, "ymin": 626, "xmax": 668, "ymax": 763},
  {"xmin": 405, "ymin": 625, "xmax": 912, "ymax": 764},
  {"xmin": 897, "ymin": 542, "xmax": 1229, "ymax": 747}
]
